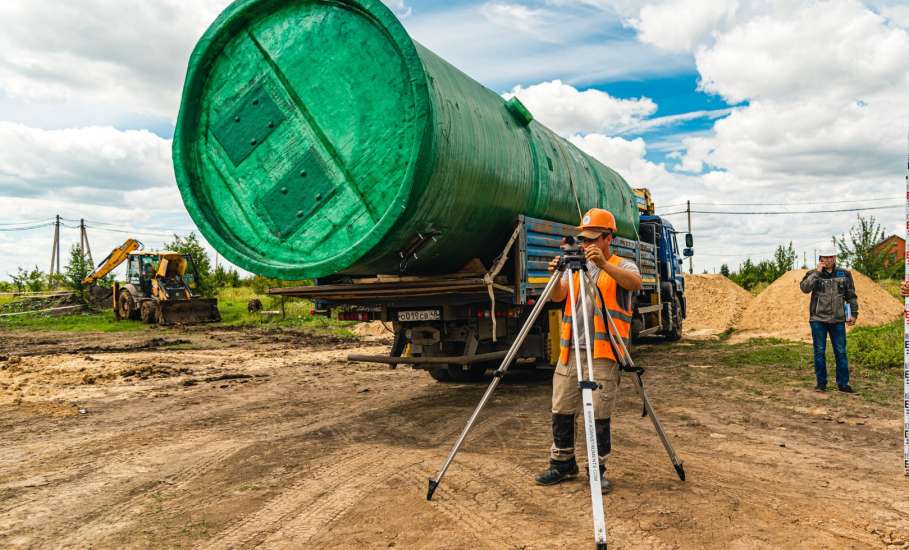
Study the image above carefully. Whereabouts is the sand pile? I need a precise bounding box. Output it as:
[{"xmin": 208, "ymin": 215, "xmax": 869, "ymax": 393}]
[
  {"xmin": 684, "ymin": 274, "xmax": 753, "ymax": 335},
  {"xmin": 734, "ymin": 269, "xmax": 902, "ymax": 341},
  {"xmin": 353, "ymin": 321, "xmax": 393, "ymax": 338}
]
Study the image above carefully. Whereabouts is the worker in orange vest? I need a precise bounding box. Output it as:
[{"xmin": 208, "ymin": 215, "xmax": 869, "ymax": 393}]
[{"xmin": 535, "ymin": 208, "xmax": 642, "ymax": 493}]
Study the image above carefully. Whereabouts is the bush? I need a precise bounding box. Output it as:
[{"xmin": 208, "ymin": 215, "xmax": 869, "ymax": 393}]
[{"xmin": 848, "ymin": 321, "xmax": 902, "ymax": 371}]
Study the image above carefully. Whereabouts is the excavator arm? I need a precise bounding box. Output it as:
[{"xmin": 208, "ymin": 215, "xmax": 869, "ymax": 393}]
[{"xmin": 82, "ymin": 239, "xmax": 142, "ymax": 286}]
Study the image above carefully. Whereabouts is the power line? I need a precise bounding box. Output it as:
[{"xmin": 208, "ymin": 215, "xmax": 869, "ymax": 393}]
[
  {"xmin": 0, "ymin": 223, "xmax": 54, "ymax": 232},
  {"xmin": 655, "ymin": 196, "xmax": 897, "ymax": 211},
  {"xmin": 83, "ymin": 224, "xmax": 189, "ymax": 238},
  {"xmin": 658, "ymin": 204, "xmax": 902, "ymax": 216},
  {"xmin": 707, "ymin": 196, "xmax": 897, "ymax": 206},
  {"xmin": 0, "ymin": 219, "xmax": 55, "ymax": 228}
]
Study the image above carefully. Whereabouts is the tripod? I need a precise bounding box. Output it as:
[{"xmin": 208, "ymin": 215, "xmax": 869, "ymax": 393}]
[{"xmin": 427, "ymin": 245, "xmax": 685, "ymax": 549}]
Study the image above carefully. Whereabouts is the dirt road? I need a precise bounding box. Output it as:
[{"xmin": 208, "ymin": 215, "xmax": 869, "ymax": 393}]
[{"xmin": 1, "ymin": 328, "xmax": 906, "ymax": 549}]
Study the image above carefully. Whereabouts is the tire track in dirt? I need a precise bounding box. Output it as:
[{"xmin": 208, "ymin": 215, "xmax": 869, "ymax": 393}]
[
  {"xmin": 197, "ymin": 445, "xmax": 388, "ymax": 549},
  {"xmin": 196, "ymin": 409, "xmax": 522, "ymax": 549},
  {"xmin": 456, "ymin": 455, "xmax": 673, "ymax": 549},
  {"xmin": 61, "ymin": 440, "xmax": 241, "ymax": 546}
]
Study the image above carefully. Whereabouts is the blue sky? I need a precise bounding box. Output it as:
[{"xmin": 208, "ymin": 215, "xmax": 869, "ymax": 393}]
[{"xmin": 0, "ymin": 0, "xmax": 907, "ymax": 277}]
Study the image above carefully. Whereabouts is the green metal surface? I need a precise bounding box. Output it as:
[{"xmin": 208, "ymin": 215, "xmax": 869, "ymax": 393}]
[{"xmin": 173, "ymin": 0, "xmax": 640, "ymax": 279}]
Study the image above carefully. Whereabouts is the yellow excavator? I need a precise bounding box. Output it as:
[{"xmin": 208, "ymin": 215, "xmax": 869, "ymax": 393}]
[{"xmin": 83, "ymin": 239, "xmax": 221, "ymax": 325}]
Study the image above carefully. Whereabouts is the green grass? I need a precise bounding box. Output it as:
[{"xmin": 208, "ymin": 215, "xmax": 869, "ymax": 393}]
[
  {"xmin": 0, "ymin": 309, "xmax": 150, "ymax": 332},
  {"xmin": 0, "ymin": 286, "xmax": 354, "ymax": 336},
  {"xmin": 876, "ymin": 278, "xmax": 903, "ymax": 300},
  {"xmin": 701, "ymin": 330, "xmax": 903, "ymax": 405}
]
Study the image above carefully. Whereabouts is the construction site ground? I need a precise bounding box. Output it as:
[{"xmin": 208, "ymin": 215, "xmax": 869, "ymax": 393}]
[{"xmin": 1, "ymin": 326, "xmax": 907, "ymax": 549}]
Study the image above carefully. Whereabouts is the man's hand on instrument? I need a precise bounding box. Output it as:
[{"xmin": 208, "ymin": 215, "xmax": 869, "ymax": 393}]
[
  {"xmin": 585, "ymin": 246, "xmax": 608, "ymax": 269},
  {"xmin": 548, "ymin": 256, "xmax": 561, "ymax": 273}
]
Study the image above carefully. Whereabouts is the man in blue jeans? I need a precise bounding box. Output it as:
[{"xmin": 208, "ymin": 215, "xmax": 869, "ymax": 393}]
[{"xmin": 799, "ymin": 250, "xmax": 858, "ymax": 393}]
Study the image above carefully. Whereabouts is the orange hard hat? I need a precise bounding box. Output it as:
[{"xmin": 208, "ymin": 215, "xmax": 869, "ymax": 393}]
[{"xmin": 577, "ymin": 208, "xmax": 617, "ymax": 238}]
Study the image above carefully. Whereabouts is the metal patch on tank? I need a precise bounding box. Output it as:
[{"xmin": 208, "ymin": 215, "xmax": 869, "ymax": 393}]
[
  {"xmin": 212, "ymin": 83, "xmax": 286, "ymax": 166},
  {"xmin": 255, "ymin": 147, "xmax": 338, "ymax": 240}
]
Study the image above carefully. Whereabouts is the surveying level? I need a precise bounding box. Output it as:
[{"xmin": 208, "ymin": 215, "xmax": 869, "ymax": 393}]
[{"xmin": 427, "ymin": 237, "xmax": 685, "ymax": 549}]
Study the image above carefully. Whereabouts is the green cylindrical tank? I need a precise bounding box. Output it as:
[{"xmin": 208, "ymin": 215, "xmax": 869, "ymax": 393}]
[{"xmin": 173, "ymin": 0, "xmax": 639, "ymax": 279}]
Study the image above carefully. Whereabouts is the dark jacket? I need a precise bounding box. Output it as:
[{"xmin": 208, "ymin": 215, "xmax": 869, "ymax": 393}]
[{"xmin": 799, "ymin": 267, "xmax": 859, "ymax": 323}]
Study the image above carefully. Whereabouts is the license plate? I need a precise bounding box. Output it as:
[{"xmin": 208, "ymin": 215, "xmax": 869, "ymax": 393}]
[{"xmin": 397, "ymin": 310, "xmax": 440, "ymax": 322}]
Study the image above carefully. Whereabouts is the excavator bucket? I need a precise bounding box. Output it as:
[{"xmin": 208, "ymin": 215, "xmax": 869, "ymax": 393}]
[{"xmin": 155, "ymin": 298, "xmax": 221, "ymax": 325}]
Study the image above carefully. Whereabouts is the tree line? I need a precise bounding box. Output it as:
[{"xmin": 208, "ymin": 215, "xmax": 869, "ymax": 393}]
[{"xmin": 719, "ymin": 215, "xmax": 901, "ymax": 290}]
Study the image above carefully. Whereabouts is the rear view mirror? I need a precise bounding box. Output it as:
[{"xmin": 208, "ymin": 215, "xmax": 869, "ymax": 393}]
[
  {"xmin": 685, "ymin": 233, "xmax": 693, "ymax": 248},
  {"xmin": 683, "ymin": 248, "xmax": 694, "ymax": 257}
]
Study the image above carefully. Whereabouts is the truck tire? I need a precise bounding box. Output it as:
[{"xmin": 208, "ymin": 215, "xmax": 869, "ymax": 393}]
[
  {"xmin": 429, "ymin": 364, "xmax": 486, "ymax": 383},
  {"xmin": 428, "ymin": 366, "xmax": 452, "ymax": 382},
  {"xmin": 666, "ymin": 295, "xmax": 683, "ymax": 341},
  {"xmin": 452, "ymin": 364, "xmax": 488, "ymax": 382}
]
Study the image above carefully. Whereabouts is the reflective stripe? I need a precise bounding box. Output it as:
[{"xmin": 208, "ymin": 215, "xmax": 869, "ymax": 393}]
[{"xmin": 606, "ymin": 308, "xmax": 633, "ymax": 324}]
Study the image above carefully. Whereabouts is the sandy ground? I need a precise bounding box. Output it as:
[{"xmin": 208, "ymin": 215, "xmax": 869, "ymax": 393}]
[{"xmin": 1, "ymin": 327, "xmax": 907, "ymax": 549}]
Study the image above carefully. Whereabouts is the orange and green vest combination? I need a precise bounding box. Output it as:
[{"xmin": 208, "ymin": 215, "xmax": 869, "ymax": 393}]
[{"xmin": 559, "ymin": 254, "xmax": 633, "ymax": 365}]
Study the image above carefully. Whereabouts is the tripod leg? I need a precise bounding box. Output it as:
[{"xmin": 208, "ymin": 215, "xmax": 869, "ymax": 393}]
[
  {"xmin": 571, "ymin": 271, "xmax": 608, "ymax": 548},
  {"xmin": 427, "ymin": 272, "xmax": 562, "ymax": 500},
  {"xmin": 590, "ymin": 286, "xmax": 685, "ymax": 482},
  {"xmin": 631, "ymin": 372, "xmax": 686, "ymax": 481}
]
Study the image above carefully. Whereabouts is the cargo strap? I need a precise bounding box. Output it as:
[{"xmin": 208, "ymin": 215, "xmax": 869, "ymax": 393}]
[{"xmin": 484, "ymin": 222, "xmax": 523, "ymax": 342}]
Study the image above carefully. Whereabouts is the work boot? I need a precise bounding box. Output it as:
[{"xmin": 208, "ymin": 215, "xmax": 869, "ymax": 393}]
[
  {"xmin": 814, "ymin": 384, "xmax": 827, "ymax": 392},
  {"xmin": 837, "ymin": 385, "xmax": 855, "ymax": 394},
  {"xmin": 535, "ymin": 458, "xmax": 579, "ymax": 485}
]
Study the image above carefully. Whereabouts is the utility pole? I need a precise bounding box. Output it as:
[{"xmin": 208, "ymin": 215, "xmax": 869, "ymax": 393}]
[
  {"xmin": 79, "ymin": 218, "xmax": 94, "ymax": 267},
  {"xmin": 49, "ymin": 214, "xmax": 61, "ymax": 276},
  {"xmin": 686, "ymin": 200, "xmax": 693, "ymax": 274}
]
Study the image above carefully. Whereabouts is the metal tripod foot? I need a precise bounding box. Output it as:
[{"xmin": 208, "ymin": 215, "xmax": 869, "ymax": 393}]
[{"xmin": 427, "ymin": 478, "xmax": 439, "ymax": 501}]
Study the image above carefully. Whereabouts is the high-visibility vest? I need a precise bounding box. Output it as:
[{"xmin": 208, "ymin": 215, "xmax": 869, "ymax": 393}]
[{"xmin": 559, "ymin": 254, "xmax": 633, "ymax": 365}]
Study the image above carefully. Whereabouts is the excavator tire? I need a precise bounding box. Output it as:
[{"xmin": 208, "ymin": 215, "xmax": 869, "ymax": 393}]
[
  {"xmin": 117, "ymin": 291, "xmax": 140, "ymax": 321},
  {"xmin": 139, "ymin": 301, "xmax": 157, "ymax": 324}
]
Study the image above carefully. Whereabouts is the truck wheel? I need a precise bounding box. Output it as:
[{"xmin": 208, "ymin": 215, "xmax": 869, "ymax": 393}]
[
  {"xmin": 446, "ymin": 365, "xmax": 487, "ymax": 383},
  {"xmin": 666, "ymin": 295, "xmax": 683, "ymax": 341},
  {"xmin": 428, "ymin": 366, "xmax": 452, "ymax": 382},
  {"xmin": 118, "ymin": 292, "xmax": 140, "ymax": 321},
  {"xmin": 427, "ymin": 364, "xmax": 486, "ymax": 383}
]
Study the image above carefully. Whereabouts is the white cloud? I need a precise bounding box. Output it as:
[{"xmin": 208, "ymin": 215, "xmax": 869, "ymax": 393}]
[
  {"xmin": 406, "ymin": 2, "xmax": 692, "ymax": 89},
  {"xmin": 630, "ymin": 0, "xmax": 739, "ymax": 52},
  {"xmin": 695, "ymin": 0, "xmax": 909, "ymax": 104},
  {"xmin": 881, "ymin": 4, "xmax": 909, "ymax": 28},
  {"xmin": 0, "ymin": 122, "xmax": 232, "ymax": 277},
  {"xmin": 0, "ymin": 124, "xmax": 173, "ymax": 201},
  {"xmin": 383, "ymin": 0, "xmax": 413, "ymax": 19},
  {"xmin": 504, "ymin": 80, "xmax": 656, "ymax": 135},
  {"xmin": 0, "ymin": 0, "xmax": 231, "ymax": 124}
]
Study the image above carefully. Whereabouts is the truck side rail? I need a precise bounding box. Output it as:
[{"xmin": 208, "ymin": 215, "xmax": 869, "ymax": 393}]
[{"xmin": 515, "ymin": 215, "xmax": 657, "ymax": 304}]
